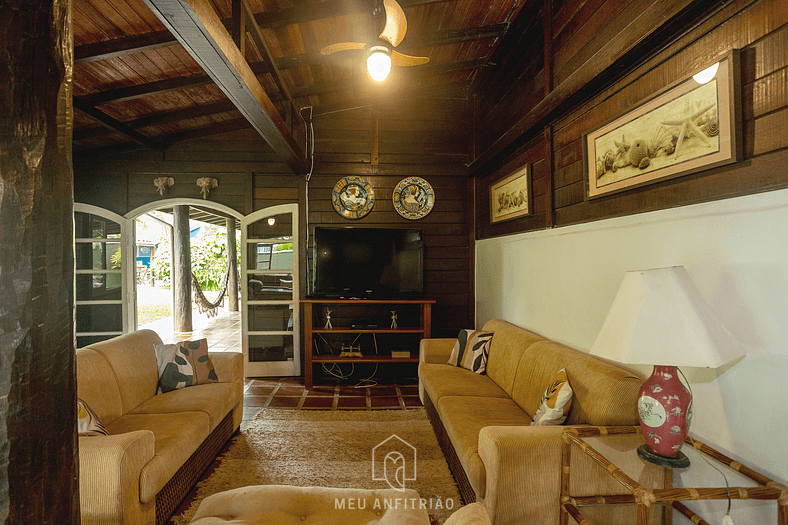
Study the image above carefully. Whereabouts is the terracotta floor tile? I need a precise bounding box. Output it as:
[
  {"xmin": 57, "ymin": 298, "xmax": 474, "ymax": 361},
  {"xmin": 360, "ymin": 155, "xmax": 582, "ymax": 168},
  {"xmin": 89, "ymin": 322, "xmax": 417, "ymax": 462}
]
[
  {"xmin": 302, "ymin": 396, "xmax": 335, "ymax": 408},
  {"xmin": 266, "ymin": 396, "xmax": 301, "ymax": 408},
  {"xmin": 336, "ymin": 397, "xmax": 367, "ymax": 408},
  {"xmin": 243, "ymin": 396, "xmax": 270, "ymax": 407},
  {"xmin": 370, "ymin": 396, "xmax": 401, "ymax": 408},
  {"xmin": 403, "ymin": 396, "xmax": 423, "ymax": 407}
]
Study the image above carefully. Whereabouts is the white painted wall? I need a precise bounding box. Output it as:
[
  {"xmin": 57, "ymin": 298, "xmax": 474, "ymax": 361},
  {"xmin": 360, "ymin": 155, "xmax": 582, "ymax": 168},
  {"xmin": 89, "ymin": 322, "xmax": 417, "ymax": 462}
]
[{"xmin": 476, "ymin": 188, "xmax": 788, "ymax": 521}]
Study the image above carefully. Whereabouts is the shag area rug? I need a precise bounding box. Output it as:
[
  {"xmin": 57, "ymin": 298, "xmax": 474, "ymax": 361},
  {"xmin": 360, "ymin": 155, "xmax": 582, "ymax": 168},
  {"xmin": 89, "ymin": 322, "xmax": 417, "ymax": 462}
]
[{"xmin": 173, "ymin": 408, "xmax": 463, "ymax": 524}]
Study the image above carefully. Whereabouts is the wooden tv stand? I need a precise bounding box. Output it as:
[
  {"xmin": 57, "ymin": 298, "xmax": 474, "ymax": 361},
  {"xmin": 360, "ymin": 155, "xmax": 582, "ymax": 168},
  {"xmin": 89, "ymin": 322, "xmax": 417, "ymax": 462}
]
[{"xmin": 301, "ymin": 298, "xmax": 435, "ymax": 389}]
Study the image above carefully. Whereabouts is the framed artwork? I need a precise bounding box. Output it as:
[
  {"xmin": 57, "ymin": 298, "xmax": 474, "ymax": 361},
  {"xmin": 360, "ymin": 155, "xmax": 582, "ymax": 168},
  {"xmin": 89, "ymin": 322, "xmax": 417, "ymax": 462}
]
[
  {"xmin": 490, "ymin": 165, "xmax": 530, "ymax": 223},
  {"xmin": 584, "ymin": 49, "xmax": 741, "ymax": 199}
]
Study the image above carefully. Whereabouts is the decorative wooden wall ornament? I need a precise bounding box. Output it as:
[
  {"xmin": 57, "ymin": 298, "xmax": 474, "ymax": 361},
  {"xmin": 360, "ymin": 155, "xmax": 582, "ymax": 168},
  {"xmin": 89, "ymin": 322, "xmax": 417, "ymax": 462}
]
[
  {"xmin": 154, "ymin": 176, "xmax": 175, "ymax": 195},
  {"xmin": 584, "ymin": 50, "xmax": 742, "ymax": 199},
  {"xmin": 196, "ymin": 177, "xmax": 219, "ymax": 199}
]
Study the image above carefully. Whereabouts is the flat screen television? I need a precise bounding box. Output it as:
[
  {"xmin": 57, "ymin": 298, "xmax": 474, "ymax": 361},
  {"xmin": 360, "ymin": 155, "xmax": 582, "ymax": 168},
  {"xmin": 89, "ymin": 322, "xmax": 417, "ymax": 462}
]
[{"xmin": 312, "ymin": 227, "xmax": 424, "ymax": 298}]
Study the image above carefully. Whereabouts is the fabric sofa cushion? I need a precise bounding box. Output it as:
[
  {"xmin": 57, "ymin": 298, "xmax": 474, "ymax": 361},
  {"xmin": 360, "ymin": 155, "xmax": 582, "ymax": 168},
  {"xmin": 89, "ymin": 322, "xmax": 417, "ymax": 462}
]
[
  {"xmin": 510, "ymin": 340, "xmax": 642, "ymax": 426},
  {"xmin": 85, "ymin": 330, "xmax": 161, "ymax": 414},
  {"xmin": 447, "ymin": 330, "xmax": 494, "ymax": 374},
  {"xmin": 105, "ymin": 411, "xmax": 211, "ymax": 503},
  {"xmin": 481, "ymin": 320, "xmax": 545, "ymax": 397},
  {"xmin": 419, "ymin": 363, "xmax": 510, "ymax": 405},
  {"xmin": 130, "ymin": 381, "xmax": 241, "ymax": 429},
  {"xmin": 438, "ymin": 396, "xmax": 532, "ymax": 498},
  {"xmin": 76, "ymin": 348, "xmax": 124, "ymax": 425}
]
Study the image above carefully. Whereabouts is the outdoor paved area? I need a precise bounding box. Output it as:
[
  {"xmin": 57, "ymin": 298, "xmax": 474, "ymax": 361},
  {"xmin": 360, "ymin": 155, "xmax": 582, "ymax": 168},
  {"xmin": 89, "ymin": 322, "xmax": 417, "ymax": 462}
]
[{"xmin": 138, "ymin": 298, "xmax": 241, "ymax": 352}]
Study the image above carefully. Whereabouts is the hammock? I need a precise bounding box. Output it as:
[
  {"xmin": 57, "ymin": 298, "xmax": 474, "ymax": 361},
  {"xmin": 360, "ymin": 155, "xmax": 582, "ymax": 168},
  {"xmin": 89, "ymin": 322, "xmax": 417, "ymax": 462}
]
[{"xmin": 191, "ymin": 265, "xmax": 240, "ymax": 318}]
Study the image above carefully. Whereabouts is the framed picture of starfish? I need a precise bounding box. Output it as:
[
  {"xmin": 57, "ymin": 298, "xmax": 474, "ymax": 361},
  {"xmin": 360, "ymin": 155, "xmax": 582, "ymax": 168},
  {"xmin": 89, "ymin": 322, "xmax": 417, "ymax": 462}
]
[{"xmin": 583, "ymin": 49, "xmax": 741, "ymax": 199}]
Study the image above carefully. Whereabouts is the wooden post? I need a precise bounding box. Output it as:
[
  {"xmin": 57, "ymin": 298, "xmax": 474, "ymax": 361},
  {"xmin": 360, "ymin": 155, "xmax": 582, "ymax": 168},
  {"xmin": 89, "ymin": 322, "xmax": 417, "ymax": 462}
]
[
  {"xmin": 226, "ymin": 218, "xmax": 239, "ymax": 311},
  {"xmin": 0, "ymin": 0, "xmax": 79, "ymax": 521},
  {"xmin": 173, "ymin": 205, "xmax": 193, "ymax": 333}
]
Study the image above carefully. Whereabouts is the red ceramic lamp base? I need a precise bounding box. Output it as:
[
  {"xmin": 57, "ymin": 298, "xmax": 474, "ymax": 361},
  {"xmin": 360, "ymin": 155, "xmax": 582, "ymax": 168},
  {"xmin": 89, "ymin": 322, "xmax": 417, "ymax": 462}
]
[{"xmin": 637, "ymin": 365, "xmax": 692, "ymax": 467}]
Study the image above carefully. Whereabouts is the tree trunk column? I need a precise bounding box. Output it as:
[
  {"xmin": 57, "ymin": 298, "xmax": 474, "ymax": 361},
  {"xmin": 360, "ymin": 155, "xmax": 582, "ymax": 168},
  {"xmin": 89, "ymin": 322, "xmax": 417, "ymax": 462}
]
[
  {"xmin": 173, "ymin": 205, "xmax": 193, "ymax": 333},
  {"xmin": 226, "ymin": 218, "xmax": 239, "ymax": 311},
  {"xmin": 0, "ymin": 0, "xmax": 79, "ymax": 521}
]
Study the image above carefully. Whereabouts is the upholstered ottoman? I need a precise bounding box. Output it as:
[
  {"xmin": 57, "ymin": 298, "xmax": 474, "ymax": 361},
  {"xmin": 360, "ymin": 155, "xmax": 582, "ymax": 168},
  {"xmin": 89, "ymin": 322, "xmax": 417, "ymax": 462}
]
[{"xmin": 188, "ymin": 485, "xmax": 431, "ymax": 524}]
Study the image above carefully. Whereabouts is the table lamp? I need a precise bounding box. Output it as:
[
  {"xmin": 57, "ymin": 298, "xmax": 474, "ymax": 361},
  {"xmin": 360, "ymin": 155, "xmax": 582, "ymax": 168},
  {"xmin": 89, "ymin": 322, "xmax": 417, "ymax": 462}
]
[{"xmin": 590, "ymin": 266, "xmax": 745, "ymax": 468}]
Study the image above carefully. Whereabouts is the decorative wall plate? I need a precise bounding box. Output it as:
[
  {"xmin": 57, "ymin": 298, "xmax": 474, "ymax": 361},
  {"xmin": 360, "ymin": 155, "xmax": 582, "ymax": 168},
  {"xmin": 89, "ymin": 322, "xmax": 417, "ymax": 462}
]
[
  {"xmin": 332, "ymin": 176, "xmax": 375, "ymax": 219},
  {"xmin": 392, "ymin": 177, "xmax": 435, "ymax": 220}
]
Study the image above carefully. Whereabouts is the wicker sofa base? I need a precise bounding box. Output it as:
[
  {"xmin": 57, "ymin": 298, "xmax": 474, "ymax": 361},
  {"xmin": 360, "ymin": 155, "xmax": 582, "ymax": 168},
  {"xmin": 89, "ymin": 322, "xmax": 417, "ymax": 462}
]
[
  {"xmin": 424, "ymin": 393, "xmax": 474, "ymax": 505},
  {"xmin": 155, "ymin": 411, "xmax": 236, "ymax": 525}
]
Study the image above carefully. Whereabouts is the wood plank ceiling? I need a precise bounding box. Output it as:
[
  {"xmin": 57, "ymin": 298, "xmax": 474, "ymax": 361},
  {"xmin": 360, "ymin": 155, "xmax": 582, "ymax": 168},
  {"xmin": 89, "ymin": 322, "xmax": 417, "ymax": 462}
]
[{"xmin": 72, "ymin": 0, "xmax": 524, "ymax": 159}]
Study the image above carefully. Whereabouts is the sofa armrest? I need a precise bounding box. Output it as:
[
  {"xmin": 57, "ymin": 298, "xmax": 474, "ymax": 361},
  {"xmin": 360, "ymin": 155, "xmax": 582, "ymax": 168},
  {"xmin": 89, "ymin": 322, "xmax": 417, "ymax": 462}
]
[
  {"xmin": 209, "ymin": 351, "xmax": 243, "ymax": 383},
  {"xmin": 79, "ymin": 430, "xmax": 156, "ymax": 524},
  {"xmin": 420, "ymin": 338, "xmax": 456, "ymax": 364},
  {"xmin": 478, "ymin": 426, "xmax": 665, "ymax": 525}
]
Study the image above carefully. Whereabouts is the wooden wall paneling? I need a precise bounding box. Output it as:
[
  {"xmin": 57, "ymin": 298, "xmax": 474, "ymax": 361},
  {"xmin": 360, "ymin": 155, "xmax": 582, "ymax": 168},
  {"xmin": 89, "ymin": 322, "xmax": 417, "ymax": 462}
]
[
  {"xmin": 544, "ymin": 126, "xmax": 555, "ymax": 227},
  {"xmin": 306, "ymin": 102, "xmax": 472, "ymax": 336},
  {"xmin": 547, "ymin": 0, "xmax": 788, "ymax": 225}
]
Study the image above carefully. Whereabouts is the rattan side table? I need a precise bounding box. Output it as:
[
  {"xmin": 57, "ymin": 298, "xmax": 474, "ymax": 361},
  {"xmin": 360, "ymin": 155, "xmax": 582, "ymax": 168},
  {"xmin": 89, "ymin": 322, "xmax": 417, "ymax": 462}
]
[{"xmin": 560, "ymin": 426, "xmax": 788, "ymax": 525}]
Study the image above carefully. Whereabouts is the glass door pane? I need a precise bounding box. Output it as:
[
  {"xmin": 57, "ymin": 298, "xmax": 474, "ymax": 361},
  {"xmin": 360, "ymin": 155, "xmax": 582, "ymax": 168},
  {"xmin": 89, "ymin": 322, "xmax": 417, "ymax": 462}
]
[
  {"xmin": 241, "ymin": 206, "xmax": 299, "ymax": 377},
  {"xmin": 74, "ymin": 205, "xmax": 131, "ymax": 347}
]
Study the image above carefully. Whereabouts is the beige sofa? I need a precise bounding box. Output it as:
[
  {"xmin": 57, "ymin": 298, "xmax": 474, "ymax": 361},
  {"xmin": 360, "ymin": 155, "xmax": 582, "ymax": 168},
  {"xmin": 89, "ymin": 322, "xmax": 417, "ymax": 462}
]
[
  {"xmin": 419, "ymin": 319, "xmax": 667, "ymax": 525},
  {"xmin": 77, "ymin": 330, "xmax": 244, "ymax": 525}
]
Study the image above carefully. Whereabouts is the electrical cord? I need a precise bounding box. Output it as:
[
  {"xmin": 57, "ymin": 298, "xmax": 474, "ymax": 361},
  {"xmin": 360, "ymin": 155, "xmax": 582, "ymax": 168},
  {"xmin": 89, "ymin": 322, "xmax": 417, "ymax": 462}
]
[{"xmin": 678, "ymin": 368, "xmax": 733, "ymax": 525}]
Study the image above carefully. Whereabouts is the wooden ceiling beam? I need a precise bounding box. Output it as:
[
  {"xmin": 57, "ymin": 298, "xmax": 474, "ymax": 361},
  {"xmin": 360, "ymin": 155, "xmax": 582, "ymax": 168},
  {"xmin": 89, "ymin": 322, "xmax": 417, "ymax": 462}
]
[
  {"xmin": 142, "ymin": 0, "xmax": 307, "ymax": 173},
  {"xmin": 79, "ymin": 24, "xmax": 503, "ymax": 106},
  {"xmin": 72, "ymin": 98, "xmax": 165, "ymax": 151},
  {"xmin": 75, "ymin": 0, "xmax": 457, "ymax": 63}
]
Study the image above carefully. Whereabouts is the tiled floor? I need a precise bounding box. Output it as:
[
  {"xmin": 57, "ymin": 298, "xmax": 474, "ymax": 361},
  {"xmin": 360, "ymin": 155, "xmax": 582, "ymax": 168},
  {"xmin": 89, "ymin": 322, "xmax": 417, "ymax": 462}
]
[{"xmin": 138, "ymin": 307, "xmax": 242, "ymax": 352}]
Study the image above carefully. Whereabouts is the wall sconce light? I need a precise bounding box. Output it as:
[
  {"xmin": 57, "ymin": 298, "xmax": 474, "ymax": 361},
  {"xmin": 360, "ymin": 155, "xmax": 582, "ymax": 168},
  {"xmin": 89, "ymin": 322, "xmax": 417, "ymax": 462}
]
[
  {"xmin": 267, "ymin": 217, "xmax": 276, "ymax": 226},
  {"xmin": 693, "ymin": 62, "xmax": 719, "ymax": 84}
]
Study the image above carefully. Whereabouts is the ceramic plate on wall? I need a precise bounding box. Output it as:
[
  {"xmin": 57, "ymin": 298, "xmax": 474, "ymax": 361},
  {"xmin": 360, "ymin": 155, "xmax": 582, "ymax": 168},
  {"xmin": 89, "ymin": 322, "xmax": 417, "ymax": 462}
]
[
  {"xmin": 332, "ymin": 176, "xmax": 375, "ymax": 219},
  {"xmin": 392, "ymin": 177, "xmax": 435, "ymax": 220}
]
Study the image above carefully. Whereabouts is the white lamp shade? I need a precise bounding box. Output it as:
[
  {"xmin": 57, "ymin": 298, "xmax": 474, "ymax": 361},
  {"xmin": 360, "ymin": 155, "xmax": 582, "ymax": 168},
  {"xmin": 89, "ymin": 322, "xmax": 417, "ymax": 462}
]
[{"xmin": 590, "ymin": 266, "xmax": 745, "ymax": 368}]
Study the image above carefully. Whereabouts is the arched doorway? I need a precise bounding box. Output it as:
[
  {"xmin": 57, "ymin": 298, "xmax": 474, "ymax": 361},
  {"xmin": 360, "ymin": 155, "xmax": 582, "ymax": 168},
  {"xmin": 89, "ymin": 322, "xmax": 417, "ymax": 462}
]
[{"xmin": 74, "ymin": 200, "xmax": 301, "ymax": 378}]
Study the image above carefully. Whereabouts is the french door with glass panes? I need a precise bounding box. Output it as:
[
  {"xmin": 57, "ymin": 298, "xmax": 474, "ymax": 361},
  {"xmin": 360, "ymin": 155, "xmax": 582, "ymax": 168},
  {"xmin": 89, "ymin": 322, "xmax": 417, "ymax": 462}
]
[
  {"xmin": 74, "ymin": 204, "xmax": 134, "ymax": 347},
  {"xmin": 240, "ymin": 205, "xmax": 300, "ymax": 377}
]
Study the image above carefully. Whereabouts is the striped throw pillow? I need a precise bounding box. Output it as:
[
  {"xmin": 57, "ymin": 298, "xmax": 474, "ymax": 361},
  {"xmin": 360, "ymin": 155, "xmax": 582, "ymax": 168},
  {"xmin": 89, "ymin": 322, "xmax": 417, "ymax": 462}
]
[{"xmin": 447, "ymin": 330, "xmax": 494, "ymax": 374}]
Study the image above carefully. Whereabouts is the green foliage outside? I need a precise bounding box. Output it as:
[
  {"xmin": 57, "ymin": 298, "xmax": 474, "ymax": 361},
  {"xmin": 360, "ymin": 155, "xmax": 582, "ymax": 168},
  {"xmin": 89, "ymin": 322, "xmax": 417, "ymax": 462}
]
[{"xmin": 151, "ymin": 224, "xmax": 239, "ymax": 291}]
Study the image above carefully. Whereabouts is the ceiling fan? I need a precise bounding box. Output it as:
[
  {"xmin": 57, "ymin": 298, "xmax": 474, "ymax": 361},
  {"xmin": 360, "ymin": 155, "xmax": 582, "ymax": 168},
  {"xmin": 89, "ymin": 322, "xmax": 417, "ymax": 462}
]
[{"xmin": 320, "ymin": 0, "xmax": 430, "ymax": 82}]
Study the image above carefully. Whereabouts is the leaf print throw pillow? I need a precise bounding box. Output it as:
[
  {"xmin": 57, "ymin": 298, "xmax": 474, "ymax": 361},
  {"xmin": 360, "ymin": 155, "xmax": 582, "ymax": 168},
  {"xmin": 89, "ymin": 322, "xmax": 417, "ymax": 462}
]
[
  {"xmin": 531, "ymin": 368, "xmax": 573, "ymax": 426},
  {"xmin": 447, "ymin": 330, "xmax": 494, "ymax": 374}
]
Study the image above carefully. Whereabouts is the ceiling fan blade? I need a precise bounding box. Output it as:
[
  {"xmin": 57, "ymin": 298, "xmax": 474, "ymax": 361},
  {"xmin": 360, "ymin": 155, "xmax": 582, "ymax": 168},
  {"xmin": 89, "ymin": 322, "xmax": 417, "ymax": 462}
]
[
  {"xmin": 391, "ymin": 50, "xmax": 430, "ymax": 67},
  {"xmin": 320, "ymin": 42, "xmax": 367, "ymax": 55},
  {"xmin": 379, "ymin": 0, "xmax": 407, "ymax": 48}
]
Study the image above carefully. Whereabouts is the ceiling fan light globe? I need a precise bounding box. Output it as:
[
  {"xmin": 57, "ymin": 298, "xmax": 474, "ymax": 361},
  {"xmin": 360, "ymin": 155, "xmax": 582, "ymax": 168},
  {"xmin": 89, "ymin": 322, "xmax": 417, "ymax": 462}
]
[{"xmin": 367, "ymin": 51, "xmax": 392, "ymax": 82}]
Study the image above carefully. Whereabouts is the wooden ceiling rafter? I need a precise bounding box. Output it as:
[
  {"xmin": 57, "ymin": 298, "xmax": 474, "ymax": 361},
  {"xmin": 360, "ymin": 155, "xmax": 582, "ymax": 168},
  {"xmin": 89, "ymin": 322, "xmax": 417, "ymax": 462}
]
[
  {"xmin": 73, "ymin": 97, "xmax": 165, "ymax": 151},
  {"xmin": 75, "ymin": 0, "xmax": 458, "ymax": 63},
  {"xmin": 142, "ymin": 0, "xmax": 308, "ymax": 173}
]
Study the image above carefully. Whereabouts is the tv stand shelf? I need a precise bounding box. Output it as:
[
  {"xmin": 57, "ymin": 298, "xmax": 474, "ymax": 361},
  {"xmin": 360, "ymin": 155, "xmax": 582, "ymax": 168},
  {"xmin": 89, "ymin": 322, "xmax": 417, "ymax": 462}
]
[{"xmin": 302, "ymin": 298, "xmax": 435, "ymax": 389}]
